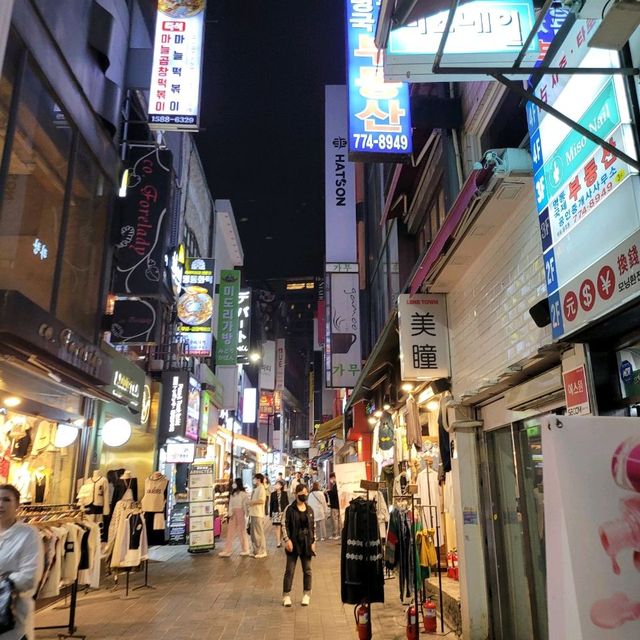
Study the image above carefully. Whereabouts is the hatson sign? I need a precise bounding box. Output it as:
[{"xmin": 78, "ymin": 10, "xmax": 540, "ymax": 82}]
[{"xmin": 148, "ymin": 0, "xmax": 206, "ymax": 130}]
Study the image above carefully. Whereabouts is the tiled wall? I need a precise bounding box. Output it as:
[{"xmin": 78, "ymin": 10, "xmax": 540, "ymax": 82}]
[{"xmin": 447, "ymin": 192, "xmax": 552, "ymax": 399}]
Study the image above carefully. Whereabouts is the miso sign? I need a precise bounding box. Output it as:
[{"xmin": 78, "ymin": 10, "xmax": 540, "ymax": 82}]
[
  {"xmin": 215, "ymin": 270, "xmax": 241, "ymax": 366},
  {"xmin": 148, "ymin": 0, "xmax": 206, "ymax": 130},
  {"xmin": 398, "ymin": 294, "xmax": 450, "ymax": 381}
]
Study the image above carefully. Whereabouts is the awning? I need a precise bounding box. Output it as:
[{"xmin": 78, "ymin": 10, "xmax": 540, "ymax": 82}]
[
  {"xmin": 409, "ymin": 167, "xmax": 494, "ymax": 294},
  {"xmin": 314, "ymin": 415, "xmax": 344, "ymax": 442}
]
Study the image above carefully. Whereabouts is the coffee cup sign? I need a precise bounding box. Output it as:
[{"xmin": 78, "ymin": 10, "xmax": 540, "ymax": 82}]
[{"xmin": 331, "ymin": 332, "xmax": 356, "ymax": 354}]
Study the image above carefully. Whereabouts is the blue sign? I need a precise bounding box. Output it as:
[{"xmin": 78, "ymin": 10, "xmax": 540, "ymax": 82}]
[
  {"xmin": 620, "ymin": 360, "xmax": 633, "ymax": 385},
  {"xmin": 346, "ymin": 0, "xmax": 412, "ymax": 158}
]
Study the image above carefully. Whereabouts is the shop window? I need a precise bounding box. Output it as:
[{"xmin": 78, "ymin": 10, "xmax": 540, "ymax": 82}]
[
  {"xmin": 0, "ymin": 57, "xmax": 73, "ymax": 310},
  {"xmin": 56, "ymin": 141, "xmax": 109, "ymax": 338}
]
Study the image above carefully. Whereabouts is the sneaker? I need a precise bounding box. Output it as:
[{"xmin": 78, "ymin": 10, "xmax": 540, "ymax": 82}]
[
  {"xmin": 239, "ymin": 551, "xmax": 251, "ymax": 556},
  {"xmin": 320, "ymin": 538, "xmax": 325, "ymax": 541},
  {"xmin": 283, "ymin": 595, "xmax": 292, "ymax": 607},
  {"xmin": 276, "ymin": 543, "xmax": 282, "ymax": 548},
  {"xmin": 218, "ymin": 552, "xmax": 231, "ymax": 557},
  {"xmin": 254, "ymin": 552, "xmax": 268, "ymax": 558},
  {"xmin": 301, "ymin": 593, "xmax": 310, "ymax": 606}
]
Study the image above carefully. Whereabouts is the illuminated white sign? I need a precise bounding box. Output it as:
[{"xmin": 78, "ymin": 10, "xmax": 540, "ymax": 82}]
[
  {"xmin": 243, "ymin": 388, "xmax": 257, "ymax": 424},
  {"xmin": 148, "ymin": 1, "xmax": 206, "ymax": 130},
  {"xmin": 32, "ymin": 238, "xmax": 48, "ymax": 260}
]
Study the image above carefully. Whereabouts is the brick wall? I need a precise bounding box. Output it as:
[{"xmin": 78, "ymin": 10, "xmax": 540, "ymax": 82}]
[{"xmin": 447, "ymin": 191, "xmax": 552, "ymax": 399}]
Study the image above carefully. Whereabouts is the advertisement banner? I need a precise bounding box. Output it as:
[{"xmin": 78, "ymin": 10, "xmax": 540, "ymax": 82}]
[
  {"xmin": 110, "ymin": 298, "xmax": 162, "ymax": 345},
  {"xmin": 148, "ymin": 0, "xmax": 206, "ymax": 130},
  {"xmin": 188, "ymin": 462, "xmax": 215, "ymax": 552},
  {"xmin": 215, "ymin": 270, "xmax": 241, "ymax": 365},
  {"xmin": 345, "ymin": 0, "xmax": 412, "ymax": 160},
  {"xmin": 562, "ymin": 366, "xmax": 590, "ymax": 415},
  {"xmin": 113, "ymin": 148, "xmax": 173, "ymax": 297},
  {"xmin": 333, "ymin": 462, "xmax": 368, "ymax": 520},
  {"xmin": 185, "ymin": 376, "xmax": 200, "ymax": 442},
  {"xmin": 176, "ymin": 257, "xmax": 214, "ymax": 357},
  {"xmin": 398, "ymin": 294, "xmax": 450, "ymax": 381},
  {"xmin": 237, "ymin": 288, "xmax": 251, "ymax": 363},
  {"xmin": 275, "ymin": 338, "xmax": 286, "ymax": 391},
  {"xmin": 325, "ymin": 269, "xmax": 362, "ymax": 388},
  {"xmin": 525, "ymin": 24, "xmax": 640, "ymax": 340},
  {"xmin": 261, "ymin": 340, "xmax": 276, "ymax": 391},
  {"xmin": 325, "ymin": 86, "xmax": 357, "ymax": 263},
  {"xmin": 542, "ymin": 415, "xmax": 640, "ymax": 639},
  {"xmin": 158, "ymin": 371, "xmax": 189, "ymax": 443}
]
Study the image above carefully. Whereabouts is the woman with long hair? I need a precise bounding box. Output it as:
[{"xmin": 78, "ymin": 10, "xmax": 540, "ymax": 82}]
[
  {"xmin": 269, "ymin": 480, "xmax": 289, "ymax": 548},
  {"xmin": 0, "ymin": 484, "xmax": 43, "ymax": 640},
  {"xmin": 307, "ymin": 481, "xmax": 329, "ymax": 541},
  {"xmin": 219, "ymin": 478, "xmax": 250, "ymax": 557}
]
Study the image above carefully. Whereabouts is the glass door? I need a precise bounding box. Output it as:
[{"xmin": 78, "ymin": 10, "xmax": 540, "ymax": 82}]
[{"xmin": 483, "ymin": 426, "xmax": 535, "ymax": 639}]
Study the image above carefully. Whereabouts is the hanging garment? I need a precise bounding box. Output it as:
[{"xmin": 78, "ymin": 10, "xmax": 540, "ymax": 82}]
[
  {"xmin": 375, "ymin": 491, "xmax": 389, "ymax": 540},
  {"xmin": 340, "ymin": 497, "xmax": 384, "ymax": 605},
  {"xmin": 77, "ymin": 521, "xmax": 101, "ymax": 589},
  {"xmin": 11, "ymin": 427, "xmax": 32, "ymax": 459},
  {"xmin": 405, "ymin": 394, "xmax": 422, "ymax": 450},
  {"xmin": 110, "ymin": 477, "xmax": 138, "ymax": 513},
  {"xmin": 141, "ymin": 474, "xmax": 168, "ymax": 513},
  {"xmin": 386, "ymin": 509, "xmax": 415, "ymax": 601},
  {"xmin": 38, "ymin": 526, "xmax": 68, "ymax": 598},
  {"xmin": 111, "ymin": 510, "xmax": 148, "ymax": 568},
  {"xmin": 417, "ymin": 466, "xmax": 442, "ymax": 531}
]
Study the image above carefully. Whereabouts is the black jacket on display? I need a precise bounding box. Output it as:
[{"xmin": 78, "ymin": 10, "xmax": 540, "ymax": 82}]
[
  {"xmin": 340, "ymin": 497, "xmax": 385, "ymax": 605},
  {"xmin": 110, "ymin": 477, "xmax": 138, "ymax": 513}
]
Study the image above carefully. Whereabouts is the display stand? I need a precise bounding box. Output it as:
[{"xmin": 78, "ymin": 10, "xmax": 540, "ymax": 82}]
[
  {"xmin": 420, "ymin": 504, "xmax": 446, "ymax": 634},
  {"xmin": 18, "ymin": 504, "xmax": 88, "ymax": 640},
  {"xmin": 132, "ymin": 559, "xmax": 155, "ymax": 591}
]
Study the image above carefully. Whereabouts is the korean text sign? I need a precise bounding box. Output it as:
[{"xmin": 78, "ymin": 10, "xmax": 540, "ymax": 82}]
[
  {"xmin": 325, "ymin": 269, "xmax": 362, "ymax": 388},
  {"xmin": 526, "ymin": 17, "xmax": 640, "ymax": 339},
  {"xmin": 398, "ymin": 294, "xmax": 450, "ymax": 381},
  {"xmin": 237, "ymin": 289, "xmax": 251, "ymax": 363},
  {"xmin": 148, "ymin": 0, "xmax": 206, "ymax": 130},
  {"xmin": 176, "ymin": 257, "xmax": 214, "ymax": 357},
  {"xmin": 346, "ymin": 0, "xmax": 412, "ymax": 159},
  {"xmin": 215, "ymin": 270, "xmax": 241, "ymax": 366}
]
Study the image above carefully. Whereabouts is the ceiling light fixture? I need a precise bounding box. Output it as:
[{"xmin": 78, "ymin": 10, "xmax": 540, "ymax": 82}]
[{"xmin": 3, "ymin": 397, "xmax": 21, "ymax": 408}]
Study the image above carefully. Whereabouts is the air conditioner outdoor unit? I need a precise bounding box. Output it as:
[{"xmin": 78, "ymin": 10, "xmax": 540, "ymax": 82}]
[{"xmin": 482, "ymin": 148, "xmax": 533, "ymax": 177}]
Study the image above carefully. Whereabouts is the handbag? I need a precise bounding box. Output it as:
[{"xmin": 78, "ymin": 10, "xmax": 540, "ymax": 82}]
[{"xmin": 0, "ymin": 575, "xmax": 16, "ymax": 633}]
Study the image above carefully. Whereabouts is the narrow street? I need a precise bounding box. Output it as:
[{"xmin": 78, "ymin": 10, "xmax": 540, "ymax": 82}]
[{"xmin": 35, "ymin": 534, "xmax": 455, "ymax": 640}]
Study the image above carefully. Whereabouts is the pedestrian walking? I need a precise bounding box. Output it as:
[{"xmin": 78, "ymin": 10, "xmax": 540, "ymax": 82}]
[
  {"xmin": 263, "ymin": 475, "xmax": 270, "ymax": 516},
  {"xmin": 0, "ymin": 484, "xmax": 43, "ymax": 640},
  {"xmin": 288, "ymin": 472, "xmax": 303, "ymax": 502},
  {"xmin": 249, "ymin": 473, "xmax": 268, "ymax": 558},
  {"xmin": 326, "ymin": 472, "xmax": 341, "ymax": 539},
  {"xmin": 281, "ymin": 484, "xmax": 316, "ymax": 607},
  {"xmin": 219, "ymin": 478, "xmax": 250, "ymax": 557},
  {"xmin": 307, "ymin": 481, "xmax": 329, "ymax": 541},
  {"xmin": 270, "ymin": 480, "xmax": 289, "ymax": 547}
]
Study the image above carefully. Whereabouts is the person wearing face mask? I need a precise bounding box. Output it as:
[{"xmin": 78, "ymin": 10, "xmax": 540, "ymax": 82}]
[
  {"xmin": 219, "ymin": 478, "xmax": 250, "ymax": 558},
  {"xmin": 0, "ymin": 484, "xmax": 43, "ymax": 640},
  {"xmin": 269, "ymin": 481, "xmax": 289, "ymax": 548},
  {"xmin": 249, "ymin": 473, "xmax": 267, "ymax": 558},
  {"xmin": 281, "ymin": 484, "xmax": 316, "ymax": 607}
]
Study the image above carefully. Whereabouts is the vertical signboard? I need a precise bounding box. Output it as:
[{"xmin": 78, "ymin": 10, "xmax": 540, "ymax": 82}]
[
  {"xmin": 325, "ymin": 85, "xmax": 357, "ymax": 263},
  {"xmin": 188, "ymin": 462, "xmax": 215, "ymax": 552},
  {"xmin": 345, "ymin": 0, "xmax": 412, "ymax": 160},
  {"xmin": 113, "ymin": 148, "xmax": 173, "ymax": 297},
  {"xmin": 275, "ymin": 338, "xmax": 286, "ymax": 391},
  {"xmin": 398, "ymin": 294, "xmax": 450, "ymax": 381},
  {"xmin": 184, "ymin": 376, "xmax": 201, "ymax": 441},
  {"xmin": 215, "ymin": 270, "xmax": 241, "ymax": 365},
  {"xmin": 148, "ymin": 0, "xmax": 206, "ymax": 130},
  {"xmin": 260, "ymin": 340, "xmax": 276, "ymax": 391},
  {"xmin": 237, "ymin": 289, "xmax": 251, "ymax": 363},
  {"xmin": 159, "ymin": 370, "xmax": 189, "ymax": 442},
  {"xmin": 325, "ymin": 266, "xmax": 362, "ymax": 388},
  {"xmin": 110, "ymin": 299, "xmax": 162, "ymax": 345},
  {"xmin": 526, "ymin": 19, "xmax": 640, "ymax": 340},
  {"xmin": 176, "ymin": 257, "xmax": 214, "ymax": 356}
]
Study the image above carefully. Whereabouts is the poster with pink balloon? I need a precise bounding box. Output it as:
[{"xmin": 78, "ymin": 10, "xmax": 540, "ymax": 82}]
[{"xmin": 542, "ymin": 415, "xmax": 640, "ymax": 639}]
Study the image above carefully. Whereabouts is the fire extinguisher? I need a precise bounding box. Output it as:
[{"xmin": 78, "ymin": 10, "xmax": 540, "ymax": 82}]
[
  {"xmin": 423, "ymin": 597, "xmax": 437, "ymax": 633},
  {"xmin": 447, "ymin": 548, "xmax": 454, "ymax": 579},
  {"xmin": 453, "ymin": 548, "xmax": 459, "ymax": 581},
  {"xmin": 406, "ymin": 602, "xmax": 419, "ymax": 640},
  {"xmin": 354, "ymin": 602, "xmax": 371, "ymax": 640}
]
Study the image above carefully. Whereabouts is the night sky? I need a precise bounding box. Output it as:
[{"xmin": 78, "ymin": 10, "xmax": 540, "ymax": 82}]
[{"xmin": 196, "ymin": 1, "xmax": 346, "ymax": 280}]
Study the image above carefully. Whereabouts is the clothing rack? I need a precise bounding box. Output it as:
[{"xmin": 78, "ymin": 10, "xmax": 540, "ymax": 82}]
[
  {"xmin": 393, "ymin": 485, "xmax": 422, "ymax": 639},
  {"xmin": 19, "ymin": 503, "xmax": 87, "ymax": 640}
]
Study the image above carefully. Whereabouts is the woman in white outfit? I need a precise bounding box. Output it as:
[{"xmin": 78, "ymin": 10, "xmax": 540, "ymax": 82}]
[
  {"xmin": 0, "ymin": 484, "xmax": 43, "ymax": 640},
  {"xmin": 307, "ymin": 482, "xmax": 330, "ymax": 541},
  {"xmin": 219, "ymin": 478, "xmax": 250, "ymax": 557}
]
